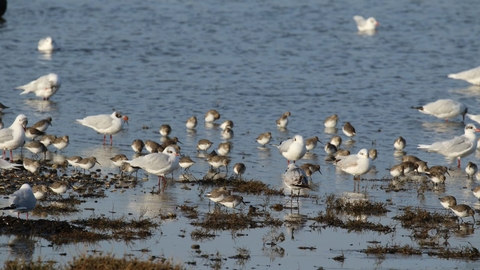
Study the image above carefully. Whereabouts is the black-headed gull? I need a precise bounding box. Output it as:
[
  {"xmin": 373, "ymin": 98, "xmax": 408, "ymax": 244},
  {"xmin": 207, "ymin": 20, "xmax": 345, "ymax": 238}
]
[
  {"xmin": 412, "ymin": 99, "xmax": 468, "ymax": 122},
  {"xmin": 353, "ymin": 15, "xmax": 379, "ymax": 32},
  {"xmin": 0, "ymin": 159, "xmax": 22, "ymax": 170},
  {"xmin": 204, "ymin": 109, "xmax": 220, "ymax": 123},
  {"xmin": 448, "ymin": 65, "xmax": 480, "ymax": 85},
  {"xmin": 275, "ymin": 135, "xmax": 307, "ymax": 164},
  {"xmin": 76, "ymin": 111, "xmax": 129, "ymax": 145},
  {"xmin": 418, "ymin": 123, "xmax": 479, "ymax": 168},
  {"xmin": 0, "ymin": 114, "xmax": 28, "ymax": 160},
  {"xmin": 256, "ymin": 132, "xmax": 272, "ymax": 146},
  {"xmin": 38, "ymin": 36, "xmax": 58, "ymax": 52},
  {"xmin": 283, "ymin": 163, "xmax": 310, "ymax": 197},
  {"xmin": 124, "ymin": 146, "xmax": 180, "ymax": 190},
  {"xmin": 15, "ymin": 73, "xmax": 61, "ymax": 100},
  {"xmin": 334, "ymin": 148, "xmax": 372, "ymax": 180},
  {"xmin": 1, "ymin": 184, "xmax": 37, "ymax": 220},
  {"xmin": 276, "ymin": 111, "xmax": 291, "ymax": 128}
]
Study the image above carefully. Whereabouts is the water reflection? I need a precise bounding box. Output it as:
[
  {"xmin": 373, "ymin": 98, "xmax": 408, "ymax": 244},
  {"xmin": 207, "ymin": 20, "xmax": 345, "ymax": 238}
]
[
  {"xmin": 449, "ymin": 85, "xmax": 480, "ymax": 97},
  {"xmin": 8, "ymin": 235, "xmax": 36, "ymax": 262},
  {"xmin": 79, "ymin": 145, "xmax": 123, "ymax": 174},
  {"xmin": 24, "ymin": 99, "xmax": 58, "ymax": 113},
  {"xmin": 421, "ymin": 121, "xmax": 465, "ymax": 134}
]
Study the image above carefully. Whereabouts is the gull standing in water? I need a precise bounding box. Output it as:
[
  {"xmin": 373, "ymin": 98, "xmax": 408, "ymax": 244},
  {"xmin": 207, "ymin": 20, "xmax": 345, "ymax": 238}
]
[
  {"xmin": 448, "ymin": 65, "xmax": 480, "ymax": 85},
  {"xmin": 124, "ymin": 146, "xmax": 180, "ymax": 191},
  {"xmin": 275, "ymin": 135, "xmax": 307, "ymax": 164},
  {"xmin": 15, "ymin": 73, "xmax": 61, "ymax": 100},
  {"xmin": 412, "ymin": 99, "xmax": 468, "ymax": 122},
  {"xmin": 1, "ymin": 184, "xmax": 37, "ymax": 220},
  {"xmin": 0, "ymin": 114, "xmax": 28, "ymax": 161},
  {"xmin": 353, "ymin": 16, "xmax": 379, "ymax": 32},
  {"xmin": 417, "ymin": 124, "xmax": 479, "ymax": 168},
  {"xmin": 283, "ymin": 163, "xmax": 310, "ymax": 200},
  {"xmin": 334, "ymin": 149, "xmax": 372, "ymax": 191},
  {"xmin": 76, "ymin": 111, "xmax": 129, "ymax": 145}
]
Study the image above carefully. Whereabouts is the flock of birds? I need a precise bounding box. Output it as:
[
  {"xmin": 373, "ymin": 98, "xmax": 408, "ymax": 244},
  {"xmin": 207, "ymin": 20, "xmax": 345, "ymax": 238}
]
[{"xmin": 3, "ymin": 15, "xmax": 480, "ymax": 222}]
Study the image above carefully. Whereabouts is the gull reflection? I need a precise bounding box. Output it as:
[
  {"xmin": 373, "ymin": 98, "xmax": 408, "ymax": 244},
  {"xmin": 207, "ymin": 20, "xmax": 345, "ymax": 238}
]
[
  {"xmin": 24, "ymin": 99, "xmax": 58, "ymax": 113},
  {"xmin": 8, "ymin": 235, "xmax": 35, "ymax": 262}
]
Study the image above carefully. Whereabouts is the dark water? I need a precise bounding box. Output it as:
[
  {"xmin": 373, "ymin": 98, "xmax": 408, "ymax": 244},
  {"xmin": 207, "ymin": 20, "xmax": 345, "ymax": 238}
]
[{"xmin": 1, "ymin": 0, "xmax": 480, "ymax": 268}]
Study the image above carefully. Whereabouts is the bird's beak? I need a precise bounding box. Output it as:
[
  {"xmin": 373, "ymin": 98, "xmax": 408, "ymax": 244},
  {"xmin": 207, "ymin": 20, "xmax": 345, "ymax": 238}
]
[
  {"xmin": 475, "ymin": 128, "xmax": 480, "ymax": 132},
  {"xmin": 123, "ymin": 116, "xmax": 129, "ymax": 125}
]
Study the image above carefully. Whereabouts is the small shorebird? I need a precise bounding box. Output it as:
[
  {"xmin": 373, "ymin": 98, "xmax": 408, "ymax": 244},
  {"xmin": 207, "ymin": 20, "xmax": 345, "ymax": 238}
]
[
  {"xmin": 217, "ymin": 141, "xmax": 232, "ymax": 156},
  {"xmin": 276, "ymin": 111, "xmax": 291, "ymax": 129},
  {"xmin": 197, "ymin": 139, "xmax": 213, "ymax": 152},
  {"xmin": 218, "ymin": 194, "xmax": 245, "ymax": 209},
  {"xmin": 466, "ymin": 162, "xmax": 478, "ymax": 179},
  {"xmin": 52, "ymin": 135, "xmax": 69, "ymax": 152},
  {"xmin": 256, "ymin": 132, "xmax": 272, "ymax": 147},
  {"xmin": 31, "ymin": 117, "xmax": 52, "ymax": 132},
  {"xmin": 179, "ymin": 156, "xmax": 195, "ymax": 173},
  {"xmin": 305, "ymin": 136, "xmax": 321, "ymax": 152},
  {"xmin": 394, "ymin": 136, "xmax": 406, "ymax": 151},
  {"xmin": 324, "ymin": 114, "xmax": 338, "ymax": 128},
  {"xmin": 186, "ymin": 116, "xmax": 197, "ymax": 129},
  {"xmin": 233, "ymin": 163, "xmax": 246, "ymax": 179},
  {"xmin": 342, "ymin": 122, "xmax": 356, "ymax": 138},
  {"xmin": 159, "ymin": 124, "xmax": 172, "ymax": 137},
  {"xmin": 450, "ymin": 204, "xmax": 475, "ymax": 223},
  {"xmin": 131, "ymin": 139, "xmax": 144, "ymax": 153},
  {"xmin": 204, "ymin": 109, "xmax": 221, "ymax": 123}
]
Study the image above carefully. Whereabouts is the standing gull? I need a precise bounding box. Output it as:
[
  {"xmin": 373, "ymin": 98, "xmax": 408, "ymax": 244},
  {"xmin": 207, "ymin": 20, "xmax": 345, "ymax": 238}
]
[
  {"xmin": 334, "ymin": 149, "xmax": 372, "ymax": 180},
  {"xmin": 417, "ymin": 123, "xmax": 479, "ymax": 168},
  {"xmin": 1, "ymin": 184, "xmax": 37, "ymax": 220},
  {"xmin": 76, "ymin": 111, "xmax": 129, "ymax": 145},
  {"xmin": 412, "ymin": 99, "xmax": 467, "ymax": 122},
  {"xmin": 283, "ymin": 163, "xmax": 310, "ymax": 198},
  {"xmin": 448, "ymin": 65, "xmax": 480, "ymax": 85},
  {"xmin": 353, "ymin": 16, "xmax": 379, "ymax": 32},
  {"xmin": 275, "ymin": 135, "xmax": 307, "ymax": 164},
  {"xmin": 15, "ymin": 73, "xmax": 61, "ymax": 100},
  {"xmin": 0, "ymin": 114, "xmax": 28, "ymax": 161}
]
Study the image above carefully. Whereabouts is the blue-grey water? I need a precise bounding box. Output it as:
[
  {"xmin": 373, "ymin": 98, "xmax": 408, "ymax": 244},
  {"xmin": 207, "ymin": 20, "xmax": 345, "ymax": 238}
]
[{"xmin": 1, "ymin": 0, "xmax": 480, "ymax": 269}]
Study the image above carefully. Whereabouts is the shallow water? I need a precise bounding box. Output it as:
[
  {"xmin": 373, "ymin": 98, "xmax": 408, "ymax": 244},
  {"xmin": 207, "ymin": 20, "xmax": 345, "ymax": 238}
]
[{"xmin": 1, "ymin": 0, "xmax": 480, "ymax": 268}]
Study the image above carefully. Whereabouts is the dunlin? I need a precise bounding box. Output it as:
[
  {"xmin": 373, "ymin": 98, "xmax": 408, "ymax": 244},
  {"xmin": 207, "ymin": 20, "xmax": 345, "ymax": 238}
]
[
  {"xmin": 418, "ymin": 123, "xmax": 479, "ymax": 168},
  {"xmin": 15, "ymin": 73, "xmax": 61, "ymax": 100},
  {"xmin": 76, "ymin": 111, "xmax": 129, "ymax": 145},
  {"xmin": 110, "ymin": 154, "xmax": 128, "ymax": 169},
  {"xmin": 218, "ymin": 195, "xmax": 245, "ymax": 209},
  {"xmin": 32, "ymin": 185, "xmax": 48, "ymax": 200},
  {"xmin": 300, "ymin": 163, "xmax": 321, "ymax": 181},
  {"xmin": 324, "ymin": 142, "xmax": 337, "ymax": 155},
  {"xmin": 78, "ymin": 157, "xmax": 100, "ymax": 173},
  {"xmin": 369, "ymin": 149, "xmax": 378, "ymax": 161},
  {"xmin": 439, "ymin": 196, "xmax": 457, "ymax": 210},
  {"xmin": 179, "ymin": 156, "xmax": 195, "ymax": 172},
  {"xmin": 342, "ymin": 122, "xmax": 356, "ymax": 138},
  {"xmin": 412, "ymin": 99, "xmax": 467, "ymax": 122},
  {"xmin": 159, "ymin": 124, "xmax": 172, "ymax": 137},
  {"xmin": 221, "ymin": 127, "xmax": 234, "ymax": 140},
  {"xmin": 49, "ymin": 181, "xmax": 69, "ymax": 195},
  {"xmin": 52, "ymin": 135, "xmax": 69, "ymax": 151},
  {"xmin": 66, "ymin": 156, "xmax": 83, "ymax": 172},
  {"xmin": 197, "ymin": 139, "xmax": 213, "ymax": 152},
  {"xmin": 233, "ymin": 163, "xmax": 246, "ymax": 179},
  {"xmin": 161, "ymin": 137, "xmax": 182, "ymax": 149},
  {"xmin": 0, "ymin": 114, "xmax": 28, "ymax": 160},
  {"xmin": 394, "ymin": 136, "xmax": 406, "ymax": 151},
  {"xmin": 220, "ymin": 120, "xmax": 234, "ymax": 130},
  {"xmin": 40, "ymin": 134, "xmax": 56, "ymax": 147},
  {"xmin": 25, "ymin": 127, "xmax": 45, "ymax": 141},
  {"xmin": 207, "ymin": 155, "xmax": 230, "ymax": 172},
  {"xmin": 206, "ymin": 186, "xmax": 231, "ymax": 203},
  {"xmin": 466, "ymin": 162, "xmax": 478, "ymax": 179},
  {"xmin": 22, "ymin": 157, "xmax": 41, "ymax": 173},
  {"xmin": 31, "ymin": 117, "xmax": 52, "ymax": 132},
  {"xmin": 472, "ymin": 186, "xmax": 480, "ymax": 200},
  {"xmin": 428, "ymin": 172, "xmax": 446, "ymax": 186},
  {"xmin": 256, "ymin": 132, "xmax": 272, "ymax": 147},
  {"xmin": 450, "ymin": 204, "xmax": 475, "ymax": 223},
  {"xmin": 330, "ymin": 135, "xmax": 342, "ymax": 148},
  {"xmin": 186, "ymin": 116, "xmax": 197, "ymax": 129},
  {"xmin": 402, "ymin": 155, "xmax": 423, "ymax": 163},
  {"xmin": 276, "ymin": 111, "xmax": 291, "ymax": 128},
  {"xmin": 131, "ymin": 139, "xmax": 145, "ymax": 153},
  {"xmin": 145, "ymin": 140, "xmax": 163, "ymax": 153},
  {"xmin": 24, "ymin": 141, "xmax": 48, "ymax": 160},
  {"xmin": 305, "ymin": 136, "xmax": 321, "ymax": 152},
  {"xmin": 323, "ymin": 114, "xmax": 338, "ymax": 128},
  {"xmin": 217, "ymin": 141, "xmax": 232, "ymax": 156},
  {"xmin": 204, "ymin": 109, "xmax": 220, "ymax": 123},
  {"xmin": 0, "ymin": 184, "xmax": 36, "ymax": 220}
]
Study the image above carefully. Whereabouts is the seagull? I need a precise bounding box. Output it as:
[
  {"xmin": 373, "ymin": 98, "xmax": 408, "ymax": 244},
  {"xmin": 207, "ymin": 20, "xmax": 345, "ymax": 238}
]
[
  {"xmin": 0, "ymin": 114, "xmax": 28, "ymax": 161},
  {"xmin": 412, "ymin": 99, "xmax": 468, "ymax": 122},
  {"xmin": 15, "ymin": 73, "xmax": 61, "ymax": 100},
  {"xmin": 283, "ymin": 163, "xmax": 310, "ymax": 197},
  {"xmin": 353, "ymin": 16, "xmax": 379, "ymax": 32},
  {"xmin": 0, "ymin": 184, "xmax": 37, "ymax": 220},
  {"xmin": 448, "ymin": 65, "xmax": 480, "ymax": 85},
  {"xmin": 275, "ymin": 135, "xmax": 307, "ymax": 164},
  {"xmin": 124, "ymin": 146, "xmax": 180, "ymax": 190},
  {"xmin": 418, "ymin": 123, "xmax": 479, "ymax": 168},
  {"xmin": 76, "ymin": 111, "xmax": 129, "ymax": 145},
  {"xmin": 334, "ymin": 148, "xmax": 372, "ymax": 180},
  {"xmin": 38, "ymin": 36, "xmax": 58, "ymax": 52},
  {"xmin": 0, "ymin": 159, "xmax": 22, "ymax": 170}
]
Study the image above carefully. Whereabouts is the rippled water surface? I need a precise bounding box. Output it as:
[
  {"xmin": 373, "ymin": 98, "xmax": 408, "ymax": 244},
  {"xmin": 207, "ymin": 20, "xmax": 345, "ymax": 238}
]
[{"xmin": 2, "ymin": 0, "xmax": 480, "ymax": 268}]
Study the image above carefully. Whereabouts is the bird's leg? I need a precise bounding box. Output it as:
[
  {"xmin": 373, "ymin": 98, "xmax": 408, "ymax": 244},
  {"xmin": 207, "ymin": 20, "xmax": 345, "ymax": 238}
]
[
  {"xmin": 457, "ymin": 158, "xmax": 461, "ymax": 169},
  {"xmin": 103, "ymin": 134, "xmax": 106, "ymax": 145},
  {"xmin": 110, "ymin": 135, "xmax": 113, "ymax": 145},
  {"xmin": 10, "ymin": 150, "xmax": 13, "ymax": 162}
]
